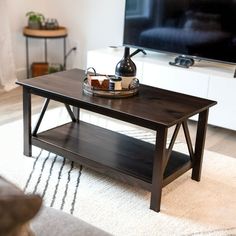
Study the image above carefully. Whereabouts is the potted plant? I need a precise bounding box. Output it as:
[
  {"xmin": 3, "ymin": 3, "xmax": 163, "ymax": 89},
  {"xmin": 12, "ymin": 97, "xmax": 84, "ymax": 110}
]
[
  {"xmin": 48, "ymin": 63, "xmax": 63, "ymax": 74},
  {"xmin": 26, "ymin": 11, "xmax": 45, "ymax": 29}
]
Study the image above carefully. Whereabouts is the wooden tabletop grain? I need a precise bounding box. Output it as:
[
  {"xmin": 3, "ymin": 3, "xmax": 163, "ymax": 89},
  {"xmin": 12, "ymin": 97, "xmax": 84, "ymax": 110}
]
[{"xmin": 16, "ymin": 69, "xmax": 217, "ymax": 128}]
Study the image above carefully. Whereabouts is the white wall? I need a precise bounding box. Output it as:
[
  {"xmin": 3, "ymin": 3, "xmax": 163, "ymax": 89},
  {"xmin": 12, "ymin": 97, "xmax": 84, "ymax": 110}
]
[{"xmin": 6, "ymin": 0, "xmax": 125, "ymax": 79}]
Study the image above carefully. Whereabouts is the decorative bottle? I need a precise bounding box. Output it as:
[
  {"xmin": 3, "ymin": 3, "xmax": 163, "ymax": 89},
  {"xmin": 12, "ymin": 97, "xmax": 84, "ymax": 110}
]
[{"xmin": 115, "ymin": 47, "xmax": 136, "ymax": 89}]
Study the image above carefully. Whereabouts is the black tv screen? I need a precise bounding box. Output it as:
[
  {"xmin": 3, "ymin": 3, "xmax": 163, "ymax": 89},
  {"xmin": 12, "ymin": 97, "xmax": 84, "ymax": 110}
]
[{"xmin": 123, "ymin": 0, "xmax": 236, "ymax": 64}]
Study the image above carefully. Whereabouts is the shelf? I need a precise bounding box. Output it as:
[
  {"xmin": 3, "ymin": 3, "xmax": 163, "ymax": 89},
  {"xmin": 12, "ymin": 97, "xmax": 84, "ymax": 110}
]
[
  {"xmin": 32, "ymin": 121, "xmax": 191, "ymax": 189},
  {"xmin": 23, "ymin": 26, "xmax": 67, "ymax": 38}
]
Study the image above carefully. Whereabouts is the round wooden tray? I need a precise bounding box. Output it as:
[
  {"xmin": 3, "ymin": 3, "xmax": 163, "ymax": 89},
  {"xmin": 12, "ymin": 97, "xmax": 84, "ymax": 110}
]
[
  {"xmin": 83, "ymin": 78, "xmax": 139, "ymax": 98},
  {"xmin": 23, "ymin": 26, "xmax": 67, "ymax": 38}
]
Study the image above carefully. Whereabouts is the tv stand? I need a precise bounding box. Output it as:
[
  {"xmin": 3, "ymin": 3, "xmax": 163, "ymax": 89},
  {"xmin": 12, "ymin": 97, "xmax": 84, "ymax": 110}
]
[
  {"xmin": 169, "ymin": 55, "xmax": 195, "ymax": 68},
  {"xmin": 87, "ymin": 47, "xmax": 236, "ymax": 131}
]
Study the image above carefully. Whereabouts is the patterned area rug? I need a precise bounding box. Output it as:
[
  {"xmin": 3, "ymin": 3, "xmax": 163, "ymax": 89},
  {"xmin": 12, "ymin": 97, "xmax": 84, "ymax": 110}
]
[
  {"xmin": 23, "ymin": 145, "xmax": 236, "ymax": 236},
  {"xmin": 1, "ymin": 108, "xmax": 236, "ymax": 235},
  {"xmin": 24, "ymin": 149, "xmax": 83, "ymax": 214},
  {"xmin": 23, "ymin": 129, "xmax": 162, "ymax": 215}
]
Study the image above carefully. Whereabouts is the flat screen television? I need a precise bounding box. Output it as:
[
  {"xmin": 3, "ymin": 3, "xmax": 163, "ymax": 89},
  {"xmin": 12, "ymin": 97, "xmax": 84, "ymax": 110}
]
[{"xmin": 123, "ymin": 0, "xmax": 236, "ymax": 64}]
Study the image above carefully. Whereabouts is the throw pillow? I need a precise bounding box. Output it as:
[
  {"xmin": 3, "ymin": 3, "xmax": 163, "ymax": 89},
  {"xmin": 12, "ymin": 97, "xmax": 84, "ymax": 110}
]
[{"xmin": 0, "ymin": 176, "xmax": 42, "ymax": 236}]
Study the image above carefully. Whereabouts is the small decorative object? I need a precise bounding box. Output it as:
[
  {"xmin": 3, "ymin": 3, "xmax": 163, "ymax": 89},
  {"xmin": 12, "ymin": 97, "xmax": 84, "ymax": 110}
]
[
  {"xmin": 48, "ymin": 63, "xmax": 63, "ymax": 74},
  {"xmin": 45, "ymin": 18, "xmax": 59, "ymax": 30},
  {"xmin": 115, "ymin": 47, "xmax": 137, "ymax": 89},
  {"xmin": 109, "ymin": 76, "xmax": 122, "ymax": 90},
  {"xmin": 31, "ymin": 62, "xmax": 49, "ymax": 77},
  {"xmin": 87, "ymin": 74, "xmax": 110, "ymax": 90},
  {"xmin": 26, "ymin": 11, "xmax": 45, "ymax": 29},
  {"xmin": 83, "ymin": 67, "xmax": 139, "ymax": 98}
]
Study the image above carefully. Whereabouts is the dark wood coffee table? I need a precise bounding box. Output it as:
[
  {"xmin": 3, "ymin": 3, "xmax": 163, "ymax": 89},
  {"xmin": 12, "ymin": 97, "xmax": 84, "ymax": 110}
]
[{"xmin": 17, "ymin": 69, "xmax": 216, "ymax": 212}]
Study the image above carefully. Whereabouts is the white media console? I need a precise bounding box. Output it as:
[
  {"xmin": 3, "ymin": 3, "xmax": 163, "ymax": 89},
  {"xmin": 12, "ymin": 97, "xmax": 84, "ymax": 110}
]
[{"xmin": 87, "ymin": 47, "xmax": 236, "ymax": 131}]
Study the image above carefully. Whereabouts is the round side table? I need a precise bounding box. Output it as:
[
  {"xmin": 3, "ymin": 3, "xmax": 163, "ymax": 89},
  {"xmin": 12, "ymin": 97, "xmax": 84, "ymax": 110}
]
[{"xmin": 23, "ymin": 26, "xmax": 68, "ymax": 78}]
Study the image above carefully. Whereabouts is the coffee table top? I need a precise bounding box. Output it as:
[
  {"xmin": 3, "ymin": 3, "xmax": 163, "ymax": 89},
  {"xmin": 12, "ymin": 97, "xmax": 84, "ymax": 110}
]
[{"xmin": 17, "ymin": 69, "xmax": 216, "ymax": 129}]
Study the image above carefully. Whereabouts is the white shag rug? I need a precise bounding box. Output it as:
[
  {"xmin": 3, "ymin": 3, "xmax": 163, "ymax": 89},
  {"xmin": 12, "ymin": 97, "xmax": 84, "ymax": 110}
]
[{"xmin": 0, "ymin": 107, "xmax": 236, "ymax": 236}]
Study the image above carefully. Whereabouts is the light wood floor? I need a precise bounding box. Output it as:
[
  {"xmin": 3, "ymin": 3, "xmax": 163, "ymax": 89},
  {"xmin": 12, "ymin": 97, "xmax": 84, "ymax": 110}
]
[{"xmin": 1, "ymin": 86, "xmax": 236, "ymax": 158}]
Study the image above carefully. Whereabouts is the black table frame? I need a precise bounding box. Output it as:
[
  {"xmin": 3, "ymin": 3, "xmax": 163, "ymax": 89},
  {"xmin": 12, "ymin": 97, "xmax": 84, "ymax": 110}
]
[
  {"xmin": 18, "ymin": 69, "xmax": 216, "ymax": 212},
  {"xmin": 24, "ymin": 34, "xmax": 67, "ymax": 78}
]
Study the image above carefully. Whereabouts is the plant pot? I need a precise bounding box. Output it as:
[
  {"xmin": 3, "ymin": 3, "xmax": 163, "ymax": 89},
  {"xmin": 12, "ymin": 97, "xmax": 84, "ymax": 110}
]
[
  {"xmin": 28, "ymin": 21, "xmax": 41, "ymax": 29},
  {"xmin": 48, "ymin": 63, "xmax": 63, "ymax": 74}
]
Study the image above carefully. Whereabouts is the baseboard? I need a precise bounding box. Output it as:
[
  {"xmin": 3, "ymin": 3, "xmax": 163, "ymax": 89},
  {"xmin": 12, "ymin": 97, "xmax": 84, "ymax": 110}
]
[{"xmin": 16, "ymin": 68, "xmax": 27, "ymax": 80}]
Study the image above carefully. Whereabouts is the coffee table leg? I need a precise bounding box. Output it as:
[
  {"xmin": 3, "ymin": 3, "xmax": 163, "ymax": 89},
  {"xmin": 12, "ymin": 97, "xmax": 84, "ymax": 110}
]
[
  {"xmin": 150, "ymin": 126, "xmax": 168, "ymax": 212},
  {"xmin": 23, "ymin": 87, "xmax": 32, "ymax": 157},
  {"xmin": 73, "ymin": 107, "xmax": 80, "ymax": 122},
  {"xmin": 192, "ymin": 109, "xmax": 209, "ymax": 181}
]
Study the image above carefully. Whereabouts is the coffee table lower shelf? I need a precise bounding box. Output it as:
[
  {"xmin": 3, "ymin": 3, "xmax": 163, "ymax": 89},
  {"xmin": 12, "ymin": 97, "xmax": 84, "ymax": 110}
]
[{"xmin": 32, "ymin": 121, "xmax": 191, "ymax": 190}]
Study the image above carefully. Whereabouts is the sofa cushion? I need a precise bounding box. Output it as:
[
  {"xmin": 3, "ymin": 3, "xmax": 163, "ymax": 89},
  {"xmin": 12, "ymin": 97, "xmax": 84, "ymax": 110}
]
[
  {"xmin": 0, "ymin": 176, "xmax": 42, "ymax": 236},
  {"xmin": 31, "ymin": 207, "xmax": 111, "ymax": 236}
]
